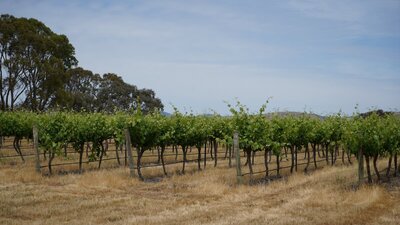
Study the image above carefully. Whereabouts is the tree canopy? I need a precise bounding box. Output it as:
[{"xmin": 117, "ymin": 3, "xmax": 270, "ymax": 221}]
[{"xmin": 0, "ymin": 14, "xmax": 163, "ymax": 112}]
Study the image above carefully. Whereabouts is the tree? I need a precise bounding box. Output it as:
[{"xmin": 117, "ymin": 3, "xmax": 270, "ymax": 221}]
[
  {"xmin": 19, "ymin": 18, "xmax": 77, "ymax": 111},
  {"xmin": 96, "ymin": 73, "xmax": 163, "ymax": 113},
  {"xmin": 0, "ymin": 14, "xmax": 27, "ymax": 110},
  {"xmin": 0, "ymin": 14, "xmax": 78, "ymax": 111},
  {"xmin": 1, "ymin": 14, "xmax": 164, "ymax": 113},
  {"xmin": 96, "ymin": 73, "xmax": 138, "ymax": 112},
  {"xmin": 137, "ymin": 88, "xmax": 163, "ymax": 113},
  {"xmin": 54, "ymin": 67, "xmax": 101, "ymax": 111}
]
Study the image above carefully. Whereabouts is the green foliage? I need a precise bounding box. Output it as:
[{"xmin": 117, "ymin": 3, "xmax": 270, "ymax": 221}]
[
  {"xmin": 342, "ymin": 112, "xmax": 400, "ymax": 157},
  {"xmin": 228, "ymin": 101, "xmax": 269, "ymax": 152},
  {"xmin": 0, "ymin": 107, "xmax": 398, "ymax": 161},
  {"xmin": 0, "ymin": 111, "xmax": 35, "ymax": 138}
]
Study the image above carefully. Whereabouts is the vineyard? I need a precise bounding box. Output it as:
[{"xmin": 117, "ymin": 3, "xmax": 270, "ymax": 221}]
[
  {"xmin": 1, "ymin": 105, "xmax": 400, "ymax": 225},
  {"xmin": 1, "ymin": 103, "xmax": 399, "ymax": 184}
]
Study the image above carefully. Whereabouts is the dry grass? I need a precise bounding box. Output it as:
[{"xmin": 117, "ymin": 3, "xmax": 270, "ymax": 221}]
[
  {"xmin": 1, "ymin": 158, "xmax": 399, "ymax": 225},
  {"xmin": 1, "ymin": 137, "xmax": 399, "ymax": 224}
]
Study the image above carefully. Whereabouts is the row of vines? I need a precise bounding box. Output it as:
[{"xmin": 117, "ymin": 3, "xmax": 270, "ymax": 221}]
[{"xmin": 0, "ymin": 103, "xmax": 399, "ymax": 182}]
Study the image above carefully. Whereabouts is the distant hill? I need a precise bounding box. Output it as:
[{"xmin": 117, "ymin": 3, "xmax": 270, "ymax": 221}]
[
  {"xmin": 360, "ymin": 109, "xmax": 400, "ymax": 118},
  {"xmin": 161, "ymin": 111, "xmax": 171, "ymax": 116},
  {"xmin": 266, "ymin": 110, "xmax": 400, "ymax": 120},
  {"xmin": 265, "ymin": 111, "xmax": 324, "ymax": 119},
  {"xmin": 161, "ymin": 110, "xmax": 399, "ymax": 119},
  {"xmin": 161, "ymin": 112, "xmax": 216, "ymax": 117}
]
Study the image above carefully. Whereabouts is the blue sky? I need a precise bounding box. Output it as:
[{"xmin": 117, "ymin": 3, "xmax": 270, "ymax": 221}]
[{"xmin": 1, "ymin": 0, "xmax": 399, "ymax": 115}]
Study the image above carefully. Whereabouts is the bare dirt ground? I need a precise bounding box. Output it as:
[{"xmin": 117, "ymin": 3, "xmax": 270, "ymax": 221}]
[{"xmin": 1, "ymin": 158, "xmax": 399, "ymax": 225}]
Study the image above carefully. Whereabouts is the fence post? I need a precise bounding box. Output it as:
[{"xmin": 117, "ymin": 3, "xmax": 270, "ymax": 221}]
[
  {"xmin": 33, "ymin": 125, "xmax": 41, "ymax": 173},
  {"xmin": 358, "ymin": 148, "xmax": 364, "ymax": 184},
  {"xmin": 124, "ymin": 128, "xmax": 135, "ymax": 178},
  {"xmin": 234, "ymin": 131, "xmax": 242, "ymax": 185}
]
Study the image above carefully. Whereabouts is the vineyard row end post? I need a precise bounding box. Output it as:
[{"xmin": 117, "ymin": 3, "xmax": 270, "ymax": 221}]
[
  {"xmin": 124, "ymin": 129, "xmax": 136, "ymax": 178},
  {"xmin": 234, "ymin": 131, "xmax": 242, "ymax": 185}
]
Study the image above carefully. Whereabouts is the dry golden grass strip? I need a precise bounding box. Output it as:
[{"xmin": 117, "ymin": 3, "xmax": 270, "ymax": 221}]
[{"xmin": 0, "ymin": 160, "xmax": 399, "ymax": 225}]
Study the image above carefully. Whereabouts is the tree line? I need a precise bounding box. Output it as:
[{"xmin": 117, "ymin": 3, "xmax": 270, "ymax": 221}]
[{"xmin": 0, "ymin": 14, "xmax": 163, "ymax": 112}]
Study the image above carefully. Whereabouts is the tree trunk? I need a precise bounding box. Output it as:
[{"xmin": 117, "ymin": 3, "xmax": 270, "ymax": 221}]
[
  {"xmin": 358, "ymin": 148, "xmax": 364, "ymax": 184},
  {"xmin": 341, "ymin": 147, "xmax": 345, "ymax": 165},
  {"xmin": 312, "ymin": 143, "xmax": 317, "ymax": 169},
  {"xmin": 64, "ymin": 144, "xmax": 67, "ymax": 157},
  {"xmin": 161, "ymin": 146, "xmax": 167, "ymax": 176},
  {"xmin": 295, "ymin": 146, "xmax": 298, "ymax": 172},
  {"xmin": 244, "ymin": 151, "xmax": 249, "ymax": 166},
  {"xmin": 137, "ymin": 148, "xmax": 144, "ymax": 181},
  {"xmin": 252, "ymin": 151, "xmax": 255, "ymax": 166},
  {"xmin": 304, "ymin": 145, "xmax": 310, "ymax": 172},
  {"xmin": 115, "ymin": 144, "xmax": 121, "ymax": 165},
  {"xmin": 197, "ymin": 146, "xmax": 201, "ymax": 171},
  {"xmin": 103, "ymin": 141, "xmax": 108, "ymax": 156},
  {"xmin": 228, "ymin": 145, "xmax": 232, "ymax": 168},
  {"xmin": 264, "ymin": 149, "xmax": 269, "ymax": 177},
  {"xmin": 16, "ymin": 137, "xmax": 24, "ymax": 162},
  {"xmin": 394, "ymin": 153, "xmax": 398, "ymax": 177},
  {"xmin": 224, "ymin": 144, "xmax": 228, "ymax": 159},
  {"xmin": 79, "ymin": 145, "xmax": 84, "ymax": 173},
  {"xmin": 373, "ymin": 154, "xmax": 380, "ymax": 181},
  {"xmin": 204, "ymin": 142, "xmax": 207, "ymax": 169},
  {"xmin": 157, "ymin": 146, "xmax": 161, "ymax": 164},
  {"xmin": 182, "ymin": 146, "xmax": 187, "ymax": 174},
  {"xmin": 13, "ymin": 137, "xmax": 24, "ymax": 162},
  {"xmin": 86, "ymin": 142, "xmax": 90, "ymax": 158},
  {"xmin": 276, "ymin": 154, "xmax": 280, "ymax": 177},
  {"xmin": 269, "ymin": 150, "xmax": 272, "ymax": 163},
  {"xmin": 210, "ymin": 141, "xmax": 214, "ymax": 160},
  {"xmin": 284, "ymin": 146, "xmax": 288, "ymax": 161},
  {"xmin": 247, "ymin": 149, "xmax": 253, "ymax": 177},
  {"xmin": 325, "ymin": 143, "xmax": 329, "ymax": 165},
  {"xmin": 124, "ymin": 144, "xmax": 127, "ymax": 166},
  {"xmin": 214, "ymin": 140, "xmax": 218, "ymax": 167},
  {"xmin": 231, "ymin": 143, "xmax": 235, "ymax": 159},
  {"xmin": 386, "ymin": 154, "xmax": 392, "ymax": 178},
  {"xmin": 43, "ymin": 149, "xmax": 47, "ymax": 160},
  {"xmin": 98, "ymin": 143, "xmax": 105, "ymax": 169},
  {"xmin": 290, "ymin": 146, "xmax": 294, "ymax": 173},
  {"xmin": 365, "ymin": 155, "xmax": 372, "ymax": 183},
  {"xmin": 317, "ymin": 144, "xmax": 322, "ymax": 158},
  {"xmin": 48, "ymin": 150, "xmax": 55, "ymax": 175},
  {"xmin": 347, "ymin": 149, "xmax": 352, "ymax": 165},
  {"xmin": 334, "ymin": 144, "xmax": 339, "ymax": 164},
  {"xmin": 175, "ymin": 145, "xmax": 178, "ymax": 161}
]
